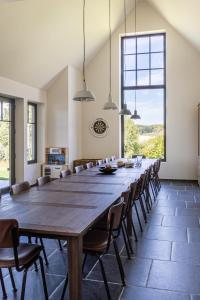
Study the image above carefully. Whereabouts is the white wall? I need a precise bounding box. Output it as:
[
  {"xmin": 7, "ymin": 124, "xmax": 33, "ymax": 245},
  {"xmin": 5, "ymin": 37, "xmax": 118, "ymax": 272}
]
[
  {"xmin": 46, "ymin": 68, "xmax": 68, "ymax": 148},
  {"xmin": 67, "ymin": 66, "xmax": 83, "ymax": 165},
  {"xmin": 0, "ymin": 76, "xmax": 46, "ymax": 184},
  {"xmin": 83, "ymin": 0, "xmax": 200, "ymax": 180},
  {"xmin": 46, "ymin": 66, "xmax": 83, "ymax": 166}
]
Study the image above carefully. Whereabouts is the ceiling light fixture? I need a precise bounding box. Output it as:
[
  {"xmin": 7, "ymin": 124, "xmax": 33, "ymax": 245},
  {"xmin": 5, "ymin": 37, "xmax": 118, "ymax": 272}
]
[
  {"xmin": 119, "ymin": 0, "xmax": 132, "ymax": 115},
  {"xmin": 131, "ymin": 0, "xmax": 141, "ymax": 119},
  {"xmin": 103, "ymin": 0, "xmax": 118, "ymax": 110},
  {"xmin": 73, "ymin": 0, "xmax": 95, "ymax": 102}
]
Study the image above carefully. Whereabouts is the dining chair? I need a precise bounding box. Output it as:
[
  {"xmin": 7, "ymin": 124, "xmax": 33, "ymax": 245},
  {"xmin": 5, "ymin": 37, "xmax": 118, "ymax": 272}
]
[
  {"xmin": 37, "ymin": 176, "xmax": 51, "ymax": 186},
  {"xmin": 11, "ymin": 181, "xmax": 30, "ymax": 195},
  {"xmin": 75, "ymin": 165, "xmax": 84, "ymax": 173},
  {"xmin": 61, "ymin": 199, "xmax": 125, "ymax": 300},
  {"xmin": 86, "ymin": 162, "xmax": 94, "ymax": 169},
  {"xmin": 93, "ymin": 190, "xmax": 134, "ymax": 260},
  {"xmin": 97, "ymin": 160, "xmax": 104, "ymax": 166},
  {"xmin": 130, "ymin": 178, "xmax": 146, "ymax": 233},
  {"xmin": 0, "ymin": 219, "xmax": 48, "ymax": 300},
  {"xmin": 11, "ymin": 181, "xmax": 49, "ymax": 265},
  {"xmin": 60, "ymin": 169, "xmax": 72, "ymax": 178}
]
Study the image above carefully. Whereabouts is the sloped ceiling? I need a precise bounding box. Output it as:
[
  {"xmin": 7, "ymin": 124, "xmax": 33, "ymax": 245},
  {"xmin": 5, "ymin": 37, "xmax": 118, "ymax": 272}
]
[
  {"xmin": 0, "ymin": 0, "xmax": 199, "ymax": 89},
  {"xmin": 0, "ymin": 0, "xmax": 134, "ymax": 89},
  {"xmin": 147, "ymin": 0, "xmax": 200, "ymax": 52}
]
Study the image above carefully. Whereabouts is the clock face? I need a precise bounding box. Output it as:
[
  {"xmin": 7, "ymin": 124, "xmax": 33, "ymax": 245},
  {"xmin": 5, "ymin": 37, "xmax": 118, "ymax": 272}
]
[{"xmin": 90, "ymin": 118, "xmax": 109, "ymax": 138}]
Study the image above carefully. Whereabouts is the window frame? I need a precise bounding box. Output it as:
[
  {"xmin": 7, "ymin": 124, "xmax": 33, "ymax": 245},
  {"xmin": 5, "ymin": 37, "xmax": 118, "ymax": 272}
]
[
  {"xmin": 121, "ymin": 32, "xmax": 166, "ymax": 161},
  {"xmin": 27, "ymin": 102, "xmax": 37, "ymax": 164}
]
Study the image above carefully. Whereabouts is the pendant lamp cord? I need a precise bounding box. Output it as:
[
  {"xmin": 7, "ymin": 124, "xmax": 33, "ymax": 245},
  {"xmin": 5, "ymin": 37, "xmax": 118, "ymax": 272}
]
[
  {"xmin": 124, "ymin": 0, "xmax": 127, "ymax": 107},
  {"xmin": 109, "ymin": 0, "xmax": 112, "ymax": 98},
  {"xmin": 134, "ymin": 0, "xmax": 137, "ymax": 111},
  {"xmin": 83, "ymin": 0, "xmax": 86, "ymax": 86}
]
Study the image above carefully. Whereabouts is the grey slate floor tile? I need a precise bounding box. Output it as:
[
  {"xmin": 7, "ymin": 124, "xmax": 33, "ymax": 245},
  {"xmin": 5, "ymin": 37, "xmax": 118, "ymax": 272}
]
[
  {"xmin": 144, "ymin": 225, "xmax": 187, "ymax": 242},
  {"xmin": 162, "ymin": 215, "xmax": 200, "ymax": 228},
  {"xmin": 172, "ymin": 242, "xmax": 200, "ymax": 265},
  {"xmin": 121, "ymin": 285, "xmax": 190, "ymax": 300},
  {"xmin": 148, "ymin": 260, "xmax": 200, "ymax": 293}
]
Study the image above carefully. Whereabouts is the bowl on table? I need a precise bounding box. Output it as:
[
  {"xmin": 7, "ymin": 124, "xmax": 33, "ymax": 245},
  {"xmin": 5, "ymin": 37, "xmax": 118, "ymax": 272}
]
[{"xmin": 99, "ymin": 165, "xmax": 118, "ymax": 174}]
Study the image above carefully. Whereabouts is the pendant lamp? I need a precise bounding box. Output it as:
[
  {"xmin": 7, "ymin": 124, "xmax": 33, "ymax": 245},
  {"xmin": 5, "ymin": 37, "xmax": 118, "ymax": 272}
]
[
  {"xmin": 131, "ymin": 0, "xmax": 141, "ymax": 119},
  {"xmin": 131, "ymin": 90, "xmax": 141, "ymax": 119},
  {"xmin": 119, "ymin": 0, "xmax": 131, "ymax": 115},
  {"xmin": 103, "ymin": 0, "xmax": 118, "ymax": 110},
  {"xmin": 73, "ymin": 0, "xmax": 95, "ymax": 101}
]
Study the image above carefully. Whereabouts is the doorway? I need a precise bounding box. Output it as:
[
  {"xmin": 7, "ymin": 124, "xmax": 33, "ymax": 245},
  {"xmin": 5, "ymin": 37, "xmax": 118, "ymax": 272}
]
[{"xmin": 0, "ymin": 97, "xmax": 15, "ymax": 191}]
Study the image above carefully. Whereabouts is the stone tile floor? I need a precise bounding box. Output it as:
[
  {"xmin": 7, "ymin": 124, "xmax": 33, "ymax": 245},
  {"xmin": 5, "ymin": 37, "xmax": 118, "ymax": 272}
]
[{"xmin": 1, "ymin": 180, "xmax": 200, "ymax": 299}]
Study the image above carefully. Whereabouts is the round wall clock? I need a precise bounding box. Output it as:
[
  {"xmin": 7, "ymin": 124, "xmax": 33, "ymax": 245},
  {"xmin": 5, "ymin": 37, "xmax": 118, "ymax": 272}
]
[{"xmin": 90, "ymin": 118, "xmax": 109, "ymax": 138}]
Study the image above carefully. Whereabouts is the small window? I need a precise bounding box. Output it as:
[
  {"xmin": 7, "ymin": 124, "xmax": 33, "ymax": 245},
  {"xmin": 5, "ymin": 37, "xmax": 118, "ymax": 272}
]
[{"xmin": 27, "ymin": 103, "xmax": 37, "ymax": 164}]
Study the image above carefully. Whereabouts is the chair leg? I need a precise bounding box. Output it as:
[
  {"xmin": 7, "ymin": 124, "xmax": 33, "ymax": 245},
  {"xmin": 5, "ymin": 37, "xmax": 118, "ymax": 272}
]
[
  {"xmin": 39, "ymin": 238, "xmax": 49, "ymax": 265},
  {"xmin": 130, "ymin": 219, "xmax": 138, "ymax": 242},
  {"xmin": 134, "ymin": 203, "xmax": 143, "ymax": 232},
  {"xmin": 113, "ymin": 240, "xmax": 126, "ymax": 287},
  {"xmin": 60, "ymin": 275, "xmax": 68, "ymax": 300},
  {"xmin": 58, "ymin": 240, "xmax": 63, "ymax": 251},
  {"xmin": 38, "ymin": 256, "xmax": 48, "ymax": 300},
  {"xmin": 98, "ymin": 255, "xmax": 111, "ymax": 300},
  {"xmin": 121, "ymin": 223, "xmax": 131, "ymax": 259},
  {"xmin": 123, "ymin": 221, "xmax": 135, "ymax": 253},
  {"xmin": 139, "ymin": 197, "xmax": 147, "ymax": 223},
  {"xmin": 8, "ymin": 268, "xmax": 17, "ymax": 292},
  {"xmin": 20, "ymin": 269, "xmax": 28, "ymax": 300},
  {"xmin": 82, "ymin": 253, "xmax": 88, "ymax": 274},
  {"xmin": 28, "ymin": 236, "xmax": 38, "ymax": 271},
  {"xmin": 0, "ymin": 268, "xmax": 7, "ymax": 299}
]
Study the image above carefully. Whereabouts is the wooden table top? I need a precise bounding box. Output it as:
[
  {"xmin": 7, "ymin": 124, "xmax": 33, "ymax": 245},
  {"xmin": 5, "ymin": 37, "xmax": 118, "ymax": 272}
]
[{"xmin": 0, "ymin": 159, "xmax": 155, "ymax": 238}]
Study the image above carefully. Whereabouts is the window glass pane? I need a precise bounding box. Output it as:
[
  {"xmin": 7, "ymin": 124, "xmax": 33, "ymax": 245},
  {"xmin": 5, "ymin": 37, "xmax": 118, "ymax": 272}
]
[
  {"xmin": 151, "ymin": 35, "xmax": 164, "ymax": 52},
  {"xmin": 137, "ymin": 70, "xmax": 149, "ymax": 86},
  {"xmin": 3, "ymin": 102, "xmax": 10, "ymax": 121},
  {"xmin": 124, "ymin": 38, "xmax": 136, "ymax": 54},
  {"xmin": 27, "ymin": 124, "xmax": 35, "ymax": 161},
  {"xmin": 137, "ymin": 54, "xmax": 149, "ymax": 69},
  {"xmin": 123, "ymin": 89, "xmax": 164, "ymax": 159},
  {"xmin": 28, "ymin": 104, "xmax": 35, "ymax": 123},
  {"xmin": 151, "ymin": 53, "xmax": 164, "ymax": 69},
  {"xmin": 137, "ymin": 36, "xmax": 149, "ymax": 53},
  {"xmin": 151, "ymin": 69, "xmax": 164, "ymax": 85},
  {"xmin": 124, "ymin": 55, "xmax": 136, "ymax": 70},
  {"xmin": 124, "ymin": 71, "xmax": 136, "ymax": 86}
]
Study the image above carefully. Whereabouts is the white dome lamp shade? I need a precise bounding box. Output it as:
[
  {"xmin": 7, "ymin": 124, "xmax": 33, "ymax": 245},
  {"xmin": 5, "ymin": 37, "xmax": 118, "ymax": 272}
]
[
  {"xmin": 131, "ymin": 0, "xmax": 141, "ymax": 120},
  {"xmin": 119, "ymin": 0, "xmax": 132, "ymax": 116},
  {"xmin": 119, "ymin": 103, "xmax": 131, "ymax": 115},
  {"xmin": 103, "ymin": 0, "xmax": 118, "ymax": 110},
  {"xmin": 73, "ymin": 0, "xmax": 95, "ymax": 102}
]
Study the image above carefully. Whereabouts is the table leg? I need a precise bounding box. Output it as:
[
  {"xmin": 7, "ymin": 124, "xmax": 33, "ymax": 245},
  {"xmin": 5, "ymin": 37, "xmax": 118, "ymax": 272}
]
[{"xmin": 68, "ymin": 236, "xmax": 82, "ymax": 300}]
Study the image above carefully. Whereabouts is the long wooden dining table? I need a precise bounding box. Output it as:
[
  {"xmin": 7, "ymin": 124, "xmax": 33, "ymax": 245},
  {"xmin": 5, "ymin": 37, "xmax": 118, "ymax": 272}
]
[{"xmin": 0, "ymin": 159, "xmax": 156, "ymax": 300}]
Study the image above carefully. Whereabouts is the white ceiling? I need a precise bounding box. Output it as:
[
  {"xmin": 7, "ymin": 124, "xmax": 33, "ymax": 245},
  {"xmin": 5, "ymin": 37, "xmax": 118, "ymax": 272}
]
[
  {"xmin": 147, "ymin": 0, "xmax": 200, "ymax": 53},
  {"xmin": 0, "ymin": 0, "xmax": 134, "ymax": 89},
  {"xmin": 0, "ymin": 0, "xmax": 200, "ymax": 89}
]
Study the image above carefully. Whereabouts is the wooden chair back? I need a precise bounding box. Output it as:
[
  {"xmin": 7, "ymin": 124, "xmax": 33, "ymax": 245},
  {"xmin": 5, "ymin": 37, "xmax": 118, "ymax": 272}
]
[
  {"xmin": 75, "ymin": 165, "xmax": 84, "ymax": 174},
  {"xmin": 60, "ymin": 169, "xmax": 71, "ymax": 178},
  {"xmin": 86, "ymin": 162, "xmax": 94, "ymax": 169},
  {"xmin": 0, "ymin": 219, "xmax": 19, "ymax": 248},
  {"xmin": 37, "ymin": 176, "xmax": 51, "ymax": 186},
  {"xmin": 11, "ymin": 181, "xmax": 30, "ymax": 195}
]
